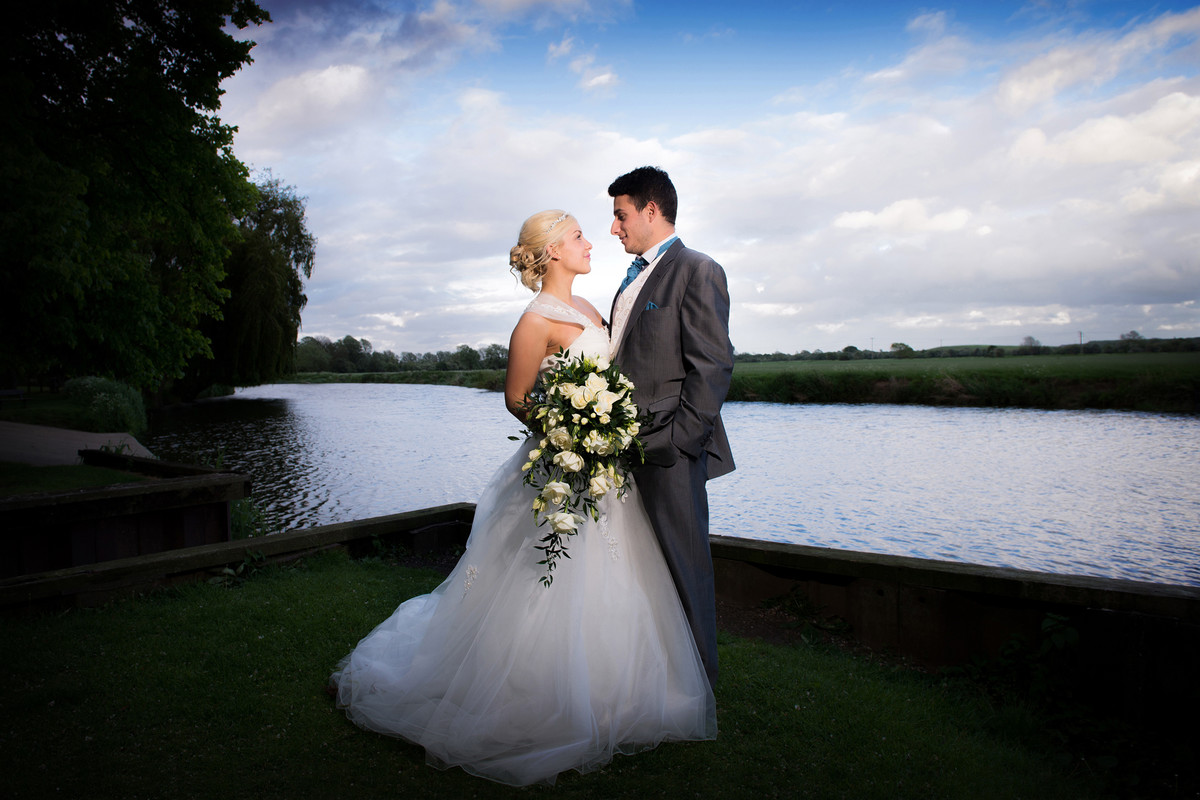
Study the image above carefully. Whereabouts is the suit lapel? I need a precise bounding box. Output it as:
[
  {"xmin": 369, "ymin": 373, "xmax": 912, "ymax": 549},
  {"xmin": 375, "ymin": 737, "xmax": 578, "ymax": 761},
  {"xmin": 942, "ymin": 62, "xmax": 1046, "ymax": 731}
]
[{"xmin": 618, "ymin": 239, "xmax": 681, "ymax": 354}]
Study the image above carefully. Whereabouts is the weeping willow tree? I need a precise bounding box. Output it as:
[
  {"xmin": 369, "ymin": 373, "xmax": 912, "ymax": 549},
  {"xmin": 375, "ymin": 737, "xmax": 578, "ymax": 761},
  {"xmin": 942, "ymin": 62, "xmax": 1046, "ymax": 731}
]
[{"xmin": 184, "ymin": 174, "xmax": 316, "ymax": 393}]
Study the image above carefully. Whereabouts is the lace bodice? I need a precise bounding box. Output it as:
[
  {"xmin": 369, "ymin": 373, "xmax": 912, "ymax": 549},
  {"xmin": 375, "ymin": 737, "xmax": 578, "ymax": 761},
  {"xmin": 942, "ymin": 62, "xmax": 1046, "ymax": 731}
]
[{"xmin": 523, "ymin": 293, "xmax": 611, "ymax": 373}]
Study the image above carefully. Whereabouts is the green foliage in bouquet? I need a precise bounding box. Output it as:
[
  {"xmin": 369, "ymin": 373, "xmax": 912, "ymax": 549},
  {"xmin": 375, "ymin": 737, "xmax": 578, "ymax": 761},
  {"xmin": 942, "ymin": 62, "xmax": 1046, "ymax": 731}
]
[{"xmin": 518, "ymin": 349, "xmax": 645, "ymax": 586}]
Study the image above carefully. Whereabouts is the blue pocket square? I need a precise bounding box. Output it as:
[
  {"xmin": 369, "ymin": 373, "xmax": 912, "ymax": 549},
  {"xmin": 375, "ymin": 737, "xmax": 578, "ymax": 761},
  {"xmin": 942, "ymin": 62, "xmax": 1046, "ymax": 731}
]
[{"xmin": 645, "ymin": 301, "xmax": 658, "ymax": 310}]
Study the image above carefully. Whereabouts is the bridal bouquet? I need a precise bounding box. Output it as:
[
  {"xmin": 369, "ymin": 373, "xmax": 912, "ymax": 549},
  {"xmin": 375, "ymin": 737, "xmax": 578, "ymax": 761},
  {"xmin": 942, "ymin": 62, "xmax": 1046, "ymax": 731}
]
[{"xmin": 518, "ymin": 350, "xmax": 644, "ymax": 587}]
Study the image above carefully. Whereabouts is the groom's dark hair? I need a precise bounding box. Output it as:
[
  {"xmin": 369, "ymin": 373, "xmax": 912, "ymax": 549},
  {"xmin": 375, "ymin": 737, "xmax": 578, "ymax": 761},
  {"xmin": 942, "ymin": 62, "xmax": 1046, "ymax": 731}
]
[{"xmin": 608, "ymin": 166, "xmax": 678, "ymax": 225}]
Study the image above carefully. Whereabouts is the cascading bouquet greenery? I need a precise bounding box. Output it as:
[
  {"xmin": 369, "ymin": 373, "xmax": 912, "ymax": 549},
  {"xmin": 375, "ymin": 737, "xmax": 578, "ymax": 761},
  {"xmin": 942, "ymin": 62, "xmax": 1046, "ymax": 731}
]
[{"xmin": 518, "ymin": 349, "xmax": 645, "ymax": 587}]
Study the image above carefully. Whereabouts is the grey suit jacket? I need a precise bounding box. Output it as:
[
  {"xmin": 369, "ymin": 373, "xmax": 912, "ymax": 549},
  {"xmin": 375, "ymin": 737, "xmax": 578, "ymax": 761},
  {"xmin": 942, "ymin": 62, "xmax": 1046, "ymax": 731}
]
[{"xmin": 611, "ymin": 239, "xmax": 735, "ymax": 479}]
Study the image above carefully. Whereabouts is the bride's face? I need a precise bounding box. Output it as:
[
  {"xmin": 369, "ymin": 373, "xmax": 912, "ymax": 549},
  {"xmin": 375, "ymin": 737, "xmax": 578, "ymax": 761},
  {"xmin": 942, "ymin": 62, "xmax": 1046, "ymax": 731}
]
[{"xmin": 550, "ymin": 224, "xmax": 592, "ymax": 276}]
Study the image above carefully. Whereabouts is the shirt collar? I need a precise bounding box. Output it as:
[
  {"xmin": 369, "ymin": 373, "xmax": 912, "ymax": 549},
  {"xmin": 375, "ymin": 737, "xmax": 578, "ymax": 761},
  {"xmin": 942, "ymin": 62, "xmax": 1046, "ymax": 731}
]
[{"xmin": 641, "ymin": 234, "xmax": 678, "ymax": 267}]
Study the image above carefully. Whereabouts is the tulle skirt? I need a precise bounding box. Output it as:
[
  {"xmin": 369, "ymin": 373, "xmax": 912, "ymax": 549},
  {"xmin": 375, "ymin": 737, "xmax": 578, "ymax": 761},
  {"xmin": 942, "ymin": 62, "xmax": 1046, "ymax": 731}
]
[{"xmin": 330, "ymin": 443, "xmax": 717, "ymax": 787}]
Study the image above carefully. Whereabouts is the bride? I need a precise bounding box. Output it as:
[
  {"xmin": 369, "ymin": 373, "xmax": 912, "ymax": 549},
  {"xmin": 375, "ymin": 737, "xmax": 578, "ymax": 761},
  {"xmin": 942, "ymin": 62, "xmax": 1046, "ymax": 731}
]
[{"xmin": 329, "ymin": 210, "xmax": 717, "ymax": 787}]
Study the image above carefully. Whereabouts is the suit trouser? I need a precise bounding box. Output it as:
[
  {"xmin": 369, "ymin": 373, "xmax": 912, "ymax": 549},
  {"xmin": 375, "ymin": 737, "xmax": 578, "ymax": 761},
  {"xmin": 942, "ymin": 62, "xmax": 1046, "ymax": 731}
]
[{"xmin": 635, "ymin": 451, "xmax": 718, "ymax": 688}]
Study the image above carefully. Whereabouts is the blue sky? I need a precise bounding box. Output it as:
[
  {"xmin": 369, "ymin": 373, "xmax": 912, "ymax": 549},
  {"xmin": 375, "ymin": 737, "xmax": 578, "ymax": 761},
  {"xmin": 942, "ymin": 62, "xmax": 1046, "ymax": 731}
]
[{"xmin": 220, "ymin": 0, "xmax": 1200, "ymax": 355}]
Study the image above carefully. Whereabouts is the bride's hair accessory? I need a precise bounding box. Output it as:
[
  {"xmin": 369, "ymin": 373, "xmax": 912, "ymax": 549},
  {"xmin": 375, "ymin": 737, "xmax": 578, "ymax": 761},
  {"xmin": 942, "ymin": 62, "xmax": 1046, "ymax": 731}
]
[{"xmin": 545, "ymin": 213, "xmax": 568, "ymax": 233}]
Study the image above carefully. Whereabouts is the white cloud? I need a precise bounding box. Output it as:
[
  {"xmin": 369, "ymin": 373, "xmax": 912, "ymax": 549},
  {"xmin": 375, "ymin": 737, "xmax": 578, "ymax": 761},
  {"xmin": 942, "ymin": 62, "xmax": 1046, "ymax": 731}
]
[
  {"xmin": 567, "ymin": 51, "xmax": 619, "ymax": 91},
  {"xmin": 1011, "ymin": 92, "xmax": 1200, "ymax": 164},
  {"xmin": 221, "ymin": 2, "xmax": 1200, "ymax": 356},
  {"xmin": 548, "ymin": 33, "xmax": 573, "ymax": 59},
  {"xmin": 254, "ymin": 64, "xmax": 372, "ymax": 130},
  {"xmin": 996, "ymin": 6, "xmax": 1200, "ymax": 113},
  {"xmin": 1123, "ymin": 160, "xmax": 1200, "ymax": 211},
  {"xmin": 834, "ymin": 199, "xmax": 973, "ymax": 233},
  {"xmin": 907, "ymin": 11, "xmax": 948, "ymax": 36}
]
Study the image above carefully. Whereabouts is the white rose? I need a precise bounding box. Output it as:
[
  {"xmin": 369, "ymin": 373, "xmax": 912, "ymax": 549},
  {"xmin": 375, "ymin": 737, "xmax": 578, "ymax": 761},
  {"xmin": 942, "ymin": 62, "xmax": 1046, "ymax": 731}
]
[
  {"xmin": 582, "ymin": 430, "xmax": 615, "ymax": 455},
  {"xmin": 593, "ymin": 388, "xmax": 623, "ymax": 416},
  {"xmin": 552, "ymin": 450, "xmax": 585, "ymax": 472},
  {"xmin": 593, "ymin": 356, "xmax": 611, "ymax": 371},
  {"xmin": 581, "ymin": 429, "xmax": 604, "ymax": 454},
  {"xmin": 569, "ymin": 387, "xmax": 590, "ymax": 409},
  {"xmin": 546, "ymin": 427, "xmax": 572, "ymax": 450},
  {"xmin": 546, "ymin": 511, "xmax": 580, "ymax": 534},
  {"xmin": 540, "ymin": 481, "xmax": 571, "ymax": 505},
  {"xmin": 583, "ymin": 372, "xmax": 608, "ymax": 400},
  {"xmin": 588, "ymin": 473, "xmax": 612, "ymax": 499}
]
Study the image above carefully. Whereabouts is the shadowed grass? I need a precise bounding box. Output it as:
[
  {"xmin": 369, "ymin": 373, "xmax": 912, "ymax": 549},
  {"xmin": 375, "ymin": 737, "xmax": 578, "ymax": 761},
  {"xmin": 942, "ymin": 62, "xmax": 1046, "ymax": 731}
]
[
  {"xmin": 0, "ymin": 551, "xmax": 1106, "ymax": 799},
  {"xmin": 0, "ymin": 461, "xmax": 151, "ymax": 496}
]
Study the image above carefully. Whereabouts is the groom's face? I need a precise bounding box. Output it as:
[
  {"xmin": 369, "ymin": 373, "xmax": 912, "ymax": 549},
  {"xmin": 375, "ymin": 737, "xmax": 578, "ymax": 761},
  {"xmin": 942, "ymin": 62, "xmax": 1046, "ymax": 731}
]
[{"xmin": 611, "ymin": 195, "xmax": 655, "ymax": 256}]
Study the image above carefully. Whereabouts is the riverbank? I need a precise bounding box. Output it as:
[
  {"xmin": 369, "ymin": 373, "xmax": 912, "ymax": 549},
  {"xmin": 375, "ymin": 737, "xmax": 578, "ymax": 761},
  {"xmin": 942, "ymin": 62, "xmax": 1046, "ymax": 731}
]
[
  {"xmin": 284, "ymin": 352, "xmax": 1200, "ymax": 413},
  {"xmin": 0, "ymin": 548, "xmax": 1115, "ymax": 799}
]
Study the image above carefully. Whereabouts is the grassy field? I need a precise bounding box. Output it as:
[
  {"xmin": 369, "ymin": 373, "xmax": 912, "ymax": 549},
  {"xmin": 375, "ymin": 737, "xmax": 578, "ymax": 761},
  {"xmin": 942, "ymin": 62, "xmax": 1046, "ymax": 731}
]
[
  {"xmin": 733, "ymin": 352, "xmax": 1200, "ymax": 378},
  {"xmin": 0, "ymin": 550, "xmax": 1136, "ymax": 800},
  {"xmin": 728, "ymin": 352, "xmax": 1200, "ymax": 412}
]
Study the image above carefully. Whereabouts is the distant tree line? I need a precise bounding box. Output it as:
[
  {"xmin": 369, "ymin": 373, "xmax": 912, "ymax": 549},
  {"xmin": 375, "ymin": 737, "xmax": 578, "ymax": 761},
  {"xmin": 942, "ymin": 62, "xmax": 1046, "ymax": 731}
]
[
  {"xmin": 297, "ymin": 331, "xmax": 1198, "ymax": 374},
  {"xmin": 295, "ymin": 337, "xmax": 508, "ymax": 373}
]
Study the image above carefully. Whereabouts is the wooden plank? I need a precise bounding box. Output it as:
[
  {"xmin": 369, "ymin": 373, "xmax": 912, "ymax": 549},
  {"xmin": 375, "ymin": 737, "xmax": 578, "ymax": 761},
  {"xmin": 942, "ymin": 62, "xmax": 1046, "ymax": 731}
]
[
  {"xmin": 709, "ymin": 534, "xmax": 1200, "ymax": 621},
  {"xmin": 0, "ymin": 504, "xmax": 475, "ymax": 608}
]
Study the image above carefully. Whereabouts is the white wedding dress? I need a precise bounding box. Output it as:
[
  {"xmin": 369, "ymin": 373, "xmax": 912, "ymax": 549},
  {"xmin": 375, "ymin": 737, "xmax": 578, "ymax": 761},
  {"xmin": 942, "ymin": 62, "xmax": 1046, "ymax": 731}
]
[{"xmin": 330, "ymin": 293, "xmax": 716, "ymax": 787}]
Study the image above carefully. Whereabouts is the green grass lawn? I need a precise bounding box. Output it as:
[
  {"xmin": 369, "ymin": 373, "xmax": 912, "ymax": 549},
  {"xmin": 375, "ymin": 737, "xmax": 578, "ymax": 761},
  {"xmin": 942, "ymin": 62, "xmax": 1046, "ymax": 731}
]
[
  {"xmin": 0, "ymin": 551, "xmax": 1118, "ymax": 800},
  {"xmin": 733, "ymin": 352, "xmax": 1200, "ymax": 379}
]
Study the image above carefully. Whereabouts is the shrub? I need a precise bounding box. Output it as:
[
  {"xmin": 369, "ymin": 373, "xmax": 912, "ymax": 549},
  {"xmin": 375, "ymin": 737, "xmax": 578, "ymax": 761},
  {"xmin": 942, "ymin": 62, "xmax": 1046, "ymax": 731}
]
[{"xmin": 64, "ymin": 376, "xmax": 148, "ymax": 435}]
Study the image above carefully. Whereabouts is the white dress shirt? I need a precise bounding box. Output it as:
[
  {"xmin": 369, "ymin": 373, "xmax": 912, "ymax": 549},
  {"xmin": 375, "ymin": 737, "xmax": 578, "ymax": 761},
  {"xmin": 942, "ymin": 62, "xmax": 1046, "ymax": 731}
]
[{"xmin": 610, "ymin": 235, "xmax": 677, "ymax": 354}]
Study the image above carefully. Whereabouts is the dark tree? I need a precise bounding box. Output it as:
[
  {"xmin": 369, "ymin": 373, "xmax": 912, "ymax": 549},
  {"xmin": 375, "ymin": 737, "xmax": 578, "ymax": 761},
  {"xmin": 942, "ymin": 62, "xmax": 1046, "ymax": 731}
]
[
  {"xmin": 295, "ymin": 336, "xmax": 333, "ymax": 373},
  {"xmin": 480, "ymin": 343, "xmax": 509, "ymax": 369},
  {"xmin": 1, "ymin": 0, "xmax": 269, "ymax": 390},
  {"xmin": 188, "ymin": 175, "xmax": 316, "ymax": 390}
]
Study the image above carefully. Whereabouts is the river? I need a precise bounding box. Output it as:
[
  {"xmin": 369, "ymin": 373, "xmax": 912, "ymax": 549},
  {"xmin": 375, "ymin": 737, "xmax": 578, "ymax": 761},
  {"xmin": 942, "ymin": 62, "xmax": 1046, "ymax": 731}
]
[{"xmin": 145, "ymin": 383, "xmax": 1200, "ymax": 587}]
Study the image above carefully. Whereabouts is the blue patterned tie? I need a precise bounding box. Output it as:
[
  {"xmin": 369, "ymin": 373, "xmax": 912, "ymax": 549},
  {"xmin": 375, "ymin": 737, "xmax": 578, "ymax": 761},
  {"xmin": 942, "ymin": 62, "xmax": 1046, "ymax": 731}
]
[{"xmin": 618, "ymin": 256, "xmax": 649, "ymax": 294}]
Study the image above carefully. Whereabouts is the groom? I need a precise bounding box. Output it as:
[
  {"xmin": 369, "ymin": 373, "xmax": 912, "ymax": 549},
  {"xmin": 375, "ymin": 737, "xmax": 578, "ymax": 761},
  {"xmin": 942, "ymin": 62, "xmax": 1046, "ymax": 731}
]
[{"xmin": 607, "ymin": 166, "xmax": 735, "ymax": 688}]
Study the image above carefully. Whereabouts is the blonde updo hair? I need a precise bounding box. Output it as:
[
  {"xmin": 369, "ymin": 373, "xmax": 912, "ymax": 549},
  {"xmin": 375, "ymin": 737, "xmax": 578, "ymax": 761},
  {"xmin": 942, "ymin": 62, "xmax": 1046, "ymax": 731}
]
[{"xmin": 509, "ymin": 209, "xmax": 576, "ymax": 291}]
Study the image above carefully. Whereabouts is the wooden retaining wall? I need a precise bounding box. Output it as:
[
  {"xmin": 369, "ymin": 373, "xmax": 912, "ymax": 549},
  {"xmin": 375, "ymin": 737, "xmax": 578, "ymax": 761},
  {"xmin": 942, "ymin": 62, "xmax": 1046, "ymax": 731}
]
[
  {"xmin": 0, "ymin": 504, "xmax": 474, "ymax": 610},
  {"xmin": 0, "ymin": 450, "xmax": 249, "ymax": 578},
  {"xmin": 2, "ymin": 504, "xmax": 1196, "ymax": 723},
  {"xmin": 711, "ymin": 535, "xmax": 1200, "ymax": 725}
]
